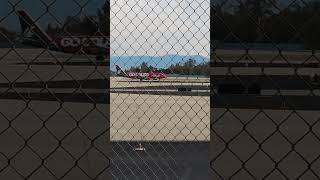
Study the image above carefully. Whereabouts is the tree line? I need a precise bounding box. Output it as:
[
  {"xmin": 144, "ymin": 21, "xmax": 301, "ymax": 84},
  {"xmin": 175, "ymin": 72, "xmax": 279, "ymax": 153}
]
[
  {"xmin": 127, "ymin": 59, "xmax": 209, "ymax": 76},
  {"xmin": 213, "ymin": 0, "xmax": 320, "ymax": 49},
  {"xmin": 47, "ymin": 2, "xmax": 109, "ymax": 35}
]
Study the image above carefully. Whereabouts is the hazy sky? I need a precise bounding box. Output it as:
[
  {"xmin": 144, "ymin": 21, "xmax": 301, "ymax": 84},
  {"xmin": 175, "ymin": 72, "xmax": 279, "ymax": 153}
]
[
  {"xmin": 2, "ymin": 0, "xmax": 104, "ymax": 30},
  {"xmin": 1, "ymin": 0, "xmax": 210, "ymax": 58},
  {"xmin": 110, "ymin": 0, "xmax": 210, "ymax": 57}
]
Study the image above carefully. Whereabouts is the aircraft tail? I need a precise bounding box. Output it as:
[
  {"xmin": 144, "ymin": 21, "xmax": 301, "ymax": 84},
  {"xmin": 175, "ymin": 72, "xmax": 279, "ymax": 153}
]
[
  {"xmin": 16, "ymin": 10, "xmax": 57, "ymax": 48},
  {"xmin": 115, "ymin": 65, "xmax": 128, "ymax": 77},
  {"xmin": 17, "ymin": 11, "xmax": 29, "ymax": 34}
]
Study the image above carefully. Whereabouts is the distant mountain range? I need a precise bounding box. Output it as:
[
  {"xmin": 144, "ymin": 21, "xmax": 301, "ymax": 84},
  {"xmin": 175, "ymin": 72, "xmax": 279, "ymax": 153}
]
[{"xmin": 110, "ymin": 55, "xmax": 209, "ymax": 71}]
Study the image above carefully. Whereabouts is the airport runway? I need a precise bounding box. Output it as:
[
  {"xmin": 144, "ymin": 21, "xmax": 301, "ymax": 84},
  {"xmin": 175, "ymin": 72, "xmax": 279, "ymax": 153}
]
[
  {"xmin": 1, "ymin": 55, "xmax": 319, "ymax": 141},
  {"xmin": 0, "ymin": 53, "xmax": 211, "ymax": 142},
  {"xmin": 0, "ymin": 49, "xmax": 211, "ymax": 143},
  {"xmin": 0, "ymin": 62, "xmax": 318, "ymax": 143},
  {"xmin": 0, "ymin": 52, "xmax": 210, "ymax": 179},
  {"xmin": 0, "ymin": 48, "xmax": 319, "ymax": 179}
]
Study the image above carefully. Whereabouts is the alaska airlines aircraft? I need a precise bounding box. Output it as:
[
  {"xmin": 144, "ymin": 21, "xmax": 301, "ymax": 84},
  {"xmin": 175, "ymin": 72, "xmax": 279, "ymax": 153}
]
[
  {"xmin": 115, "ymin": 65, "xmax": 167, "ymax": 81},
  {"xmin": 17, "ymin": 10, "xmax": 108, "ymax": 55}
]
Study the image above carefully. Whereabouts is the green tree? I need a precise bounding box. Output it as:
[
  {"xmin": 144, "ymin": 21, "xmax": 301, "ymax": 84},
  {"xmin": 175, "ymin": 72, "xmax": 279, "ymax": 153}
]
[
  {"xmin": 140, "ymin": 62, "xmax": 149, "ymax": 72},
  {"xmin": 63, "ymin": 16, "xmax": 98, "ymax": 35}
]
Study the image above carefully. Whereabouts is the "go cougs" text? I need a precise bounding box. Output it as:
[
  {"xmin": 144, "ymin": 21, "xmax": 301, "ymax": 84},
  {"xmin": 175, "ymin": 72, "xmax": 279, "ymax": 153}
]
[{"xmin": 60, "ymin": 37, "xmax": 109, "ymax": 48}]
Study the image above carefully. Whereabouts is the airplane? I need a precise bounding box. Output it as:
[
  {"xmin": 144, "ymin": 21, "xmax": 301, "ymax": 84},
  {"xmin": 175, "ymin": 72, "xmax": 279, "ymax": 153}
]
[
  {"xmin": 115, "ymin": 65, "xmax": 167, "ymax": 81},
  {"xmin": 16, "ymin": 10, "xmax": 108, "ymax": 55}
]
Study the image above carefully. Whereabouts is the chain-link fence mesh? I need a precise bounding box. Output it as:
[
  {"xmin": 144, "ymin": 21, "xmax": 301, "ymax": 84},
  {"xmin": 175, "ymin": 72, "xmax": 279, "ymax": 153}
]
[
  {"xmin": 0, "ymin": 0, "xmax": 110, "ymax": 179},
  {"xmin": 110, "ymin": 0, "xmax": 210, "ymax": 179},
  {"xmin": 1, "ymin": 0, "xmax": 211, "ymax": 179},
  {"xmin": 2, "ymin": 0, "xmax": 319, "ymax": 179},
  {"xmin": 211, "ymin": 0, "xmax": 320, "ymax": 179}
]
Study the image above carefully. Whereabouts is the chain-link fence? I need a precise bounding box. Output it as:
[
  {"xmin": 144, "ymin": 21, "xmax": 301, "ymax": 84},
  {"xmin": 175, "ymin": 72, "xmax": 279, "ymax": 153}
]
[
  {"xmin": 1, "ymin": 0, "xmax": 211, "ymax": 179},
  {"xmin": 0, "ymin": 0, "xmax": 110, "ymax": 179},
  {"xmin": 1, "ymin": 0, "xmax": 320, "ymax": 179},
  {"xmin": 110, "ymin": 0, "xmax": 210, "ymax": 179},
  {"xmin": 211, "ymin": 0, "xmax": 320, "ymax": 179}
]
